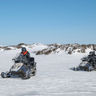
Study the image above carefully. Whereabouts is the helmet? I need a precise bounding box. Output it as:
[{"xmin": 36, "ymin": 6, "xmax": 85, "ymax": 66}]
[
  {"xmin": 21, "ymin": 47, "xmax": 27, "ymax": 52},
  {"xmin": 89, "ymin": 51, "xmax": 95, "ymax": 56}
]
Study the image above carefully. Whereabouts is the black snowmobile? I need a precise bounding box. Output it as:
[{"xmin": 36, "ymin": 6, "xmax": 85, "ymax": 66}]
[
  {"xmin": 71, "ymin": 51, "xmax": 96, "ymax": 71},
  {"xmin": 1, "ymin": 54, "xmax": 37, "ymax": 79}
]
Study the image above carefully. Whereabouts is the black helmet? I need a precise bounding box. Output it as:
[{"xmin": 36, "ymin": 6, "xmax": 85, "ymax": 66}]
[
  {"xmin": 21, "ymin": 47, "xmax": 27, "ymax": 52},
  {"xmin": 89, "ymin": 51, "xmax": 95, "ymax": 56}
]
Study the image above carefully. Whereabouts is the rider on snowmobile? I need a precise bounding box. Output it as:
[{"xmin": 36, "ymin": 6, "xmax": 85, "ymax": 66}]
[
  {"xmin": 14, "ymin": 47, "xmax": 31, "ymax": 65},
  {"xmin": 87, "ymin": 51, "xmax": 96, "ymax": 68},
  {"xmin": 71, "ymin": 51, "xmax": 96, "ymax": 71},
  {"xmin": 21, "ymin": 47, "xmax": 30, "ymax": 62},
  {"xmin": 1, "ymin": 47, "xmax": 36, "ymax": 79}
]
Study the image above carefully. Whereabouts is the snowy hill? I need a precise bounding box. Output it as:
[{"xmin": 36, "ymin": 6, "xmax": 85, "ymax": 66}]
[
  {"xmin": 0, "ymin": 43, "xmax": 96, "ymax": 55},
  {"xmin": 0, "ymin": 43, "xmax": 48, "ymax": 52}
]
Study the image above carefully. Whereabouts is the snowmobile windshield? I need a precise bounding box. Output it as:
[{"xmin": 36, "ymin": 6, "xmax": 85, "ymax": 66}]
[
  {"xmin": 13, "ymin": 53, "xmax": 23, "ymax": 63},
  {"xmin": 13, "ymin": 53, "xmax": 29, "ymax": 64},
  {"xmin": 12, "ymin": 53, "xmax": 20, "ymax": 60}
]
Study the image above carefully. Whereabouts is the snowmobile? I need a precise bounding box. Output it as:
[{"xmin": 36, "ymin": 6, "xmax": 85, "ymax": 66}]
[
  {"xmin": 1, "ymin": 54, "xmax": 37, "ymax": 79},
  {"xmin": 71, "ymin": 51, "xmax": 96, "ymax": 71}
]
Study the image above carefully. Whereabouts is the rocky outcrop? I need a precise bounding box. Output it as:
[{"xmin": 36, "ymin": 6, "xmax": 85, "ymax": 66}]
[
  {"xmin": 0, "ymin": 43, "xmax": 96, "ymax": 55},
  {"xmin": 35, "ymin": 44, "xmax": 96, "ymax": 55}
]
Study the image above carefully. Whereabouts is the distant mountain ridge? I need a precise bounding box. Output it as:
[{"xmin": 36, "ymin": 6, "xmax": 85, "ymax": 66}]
[{"xmin": 0, "ymin": 43, "xmax": 96, "ymax": 55}]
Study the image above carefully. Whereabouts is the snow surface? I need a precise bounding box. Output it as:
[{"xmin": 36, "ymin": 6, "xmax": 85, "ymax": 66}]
[{"xmin": 0, "ymin": 49, "xmax": 96, "ymax": 96}]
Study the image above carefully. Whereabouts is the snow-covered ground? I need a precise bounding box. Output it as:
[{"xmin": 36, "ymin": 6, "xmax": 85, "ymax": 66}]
[{"xmin": 0, "ymin": 49, "xmax": 96, "ymax": 96}]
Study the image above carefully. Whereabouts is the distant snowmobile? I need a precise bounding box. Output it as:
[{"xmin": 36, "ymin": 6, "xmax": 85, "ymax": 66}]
[
  {"xmin": 71, "ymin": 51, "xmax": 96, "ymax": 71},
  {"xmin": 1, "ymin": 54, "xmax": 37, "ymax": 79}
]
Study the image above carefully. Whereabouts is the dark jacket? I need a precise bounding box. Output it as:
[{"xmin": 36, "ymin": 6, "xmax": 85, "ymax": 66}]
[
  {"xmin": 15, "ymin": 51, "xmax": 30, "ymax": 65},
  {"xmin": 21, "ymin": 51, "xmax": 30, "ymax": 59},
  {"xmin": 21, "ymin": 51, "xmax": 30, "ymax": 64}
]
